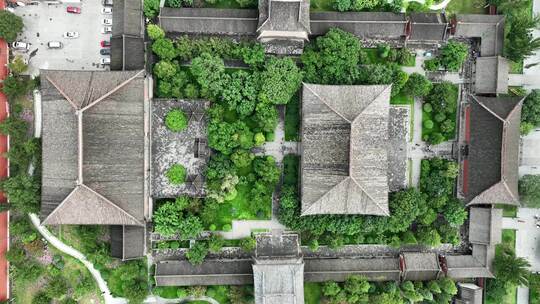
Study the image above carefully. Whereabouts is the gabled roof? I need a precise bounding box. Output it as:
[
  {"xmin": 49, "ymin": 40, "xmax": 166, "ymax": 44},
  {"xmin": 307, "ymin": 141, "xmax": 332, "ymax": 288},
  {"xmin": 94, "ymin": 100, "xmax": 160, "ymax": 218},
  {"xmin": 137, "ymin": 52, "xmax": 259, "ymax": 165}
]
[
  {"xmin": 401, "ymin": 252, "xmax": 442, "ymax": 281},
  {"xmin": 475, "ymin": 56, "xmax": 509, "ymax": 94},
  {"xmin": 40, "ymin": 70, "xmax": 146, "ymax": 226},
  {"xmin": 465, "ymin": 95, "xmax": 523, "ymax": 205},
  {"xmin": 112, "ymin": 0, "xmax": 143, "ymax": 37},
  {"xmin": 455, "ymin": 14, "xmax": 505, "ymax": 56},
  {"xmin": 409, "ymin": 13, "xmax": 449, "ymax": 41},
  {"xmin": 300, "ymin": 84, "xmax": 391, "ymax": 216},
  {"xmin": 111, "ymin": 35, "xmax": 145, "ymax": 71},
  {"xmin": 257, "ymin": 0, "xmax": 310, "ymax": 41},
  {"xmin": 310, "ymin": 12, "xmax": 406, "ymax": 39},
  {"xmin": 469, "ymin": 208, "xmax": 502, "ymax": 245}
]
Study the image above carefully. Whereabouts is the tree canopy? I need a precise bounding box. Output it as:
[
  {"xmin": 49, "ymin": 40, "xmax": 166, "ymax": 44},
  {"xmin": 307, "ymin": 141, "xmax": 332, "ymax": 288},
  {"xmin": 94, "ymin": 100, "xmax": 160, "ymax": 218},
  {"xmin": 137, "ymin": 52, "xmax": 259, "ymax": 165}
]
[{"xmin": 0, "ymin": 11, "xmax": 23, "ymax": 43}]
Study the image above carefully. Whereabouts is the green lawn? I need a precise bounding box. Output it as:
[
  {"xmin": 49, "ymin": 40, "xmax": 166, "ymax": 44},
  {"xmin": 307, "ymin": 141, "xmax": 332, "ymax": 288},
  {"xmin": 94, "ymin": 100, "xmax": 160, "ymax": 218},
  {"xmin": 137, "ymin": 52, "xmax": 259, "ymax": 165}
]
[
  {"xmin": 446, "ymin": 0, "xmax": 486, "ymax": 14},
  {"xmin": 390, "ymin": 93, "xmax": 414, "ymax": 105},
  {"xmin": 304, "ymin": 283, "xmax": 323, "ymax": 304},
  {"xmin": 283, "ymin": 154, "xmax": 299, "ymax": 188},
  {"xmin": 285, "ymin": 94, "xmax": 300, "ymax": 141},
  {"xmin": 497, "ymin": 204, "xmax": 518, "ymax": 218}
]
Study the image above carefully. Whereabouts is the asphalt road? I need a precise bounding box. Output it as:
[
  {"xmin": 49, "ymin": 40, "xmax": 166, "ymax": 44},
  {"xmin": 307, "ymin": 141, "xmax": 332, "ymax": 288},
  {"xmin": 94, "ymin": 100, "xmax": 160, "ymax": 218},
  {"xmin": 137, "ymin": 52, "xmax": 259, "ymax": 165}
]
[{"xmin": 13, "ymin": 1, "xmax": 110, "ymax": 76}]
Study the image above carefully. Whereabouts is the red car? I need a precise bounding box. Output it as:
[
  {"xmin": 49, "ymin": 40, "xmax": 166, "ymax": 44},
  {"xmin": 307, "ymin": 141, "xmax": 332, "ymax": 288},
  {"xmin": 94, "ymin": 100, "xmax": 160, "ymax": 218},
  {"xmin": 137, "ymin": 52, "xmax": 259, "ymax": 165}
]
[
  {"xmin": 100, "ymin": 40, "xmax": 111, "ymax": 47},
  {"xmin": 66, "ymin": 6, "xmax": 81, "ymax": 14}
]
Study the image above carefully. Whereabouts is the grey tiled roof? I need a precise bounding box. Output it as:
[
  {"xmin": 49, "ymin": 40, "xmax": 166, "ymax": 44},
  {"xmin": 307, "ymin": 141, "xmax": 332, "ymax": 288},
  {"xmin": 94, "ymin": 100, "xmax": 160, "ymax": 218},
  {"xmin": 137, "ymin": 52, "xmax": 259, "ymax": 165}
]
[
  {"xmin": 455, "ymin": 14, "xmax": 505, "ymax": 56},
  {"xmin": 310, "ymin": 12, "xmax": 406, "ymax": 39},
  {"xmin": 255, "ymin": 232, "xmax": 301, "ymax": 258},
  {"xmin": 465, "ymin": 95, "xmax": 523, "ymax": 206},
  {"xmin": 303, "ymin": 257, "xmax": 401, "ymax": 282},
  {"xmin": 475, "ymin": 56, "xmax": 509, "ymax": 94},
  {"xmin": 469, "ymin": 208, "xmax": 502, "ymax": 246},
  {"xmin": 409, "ymin": 13, "xmax": 448, "ymax": 41},
  {"xmin": 151, "ymin": 99, "xmax": 210, "ymax": 198},
  {"xmin": 112, "ymin": 0, "xmax": 143, "ymax": 37},
  {"xmin": 40, "ymin": 70, "xmax": 146, "ymax": 226},
  {"xmin": 159, "ymin": 7, "xmax": 258, "ymax": 35},
  {"xmin": 401, "ymin": 252, "xmax": 442, "ymax": 281},
  {"xmin": 257, "ymin": 0, "xmax": 310, "ymax": 40},
  {"xmin": 300, "ymin": 84, "xmax": 391, "ymax": 216},
  {"xmin": 253, "ymin": 261, "xmax": 304, "ymax": 304},
  {"xmin": 111, "ymin": 35, "xmax": 145, "ymax": 71},
  {"xmin": 110, "ymin": 225, "xmax": 146, "ymax": 260}
]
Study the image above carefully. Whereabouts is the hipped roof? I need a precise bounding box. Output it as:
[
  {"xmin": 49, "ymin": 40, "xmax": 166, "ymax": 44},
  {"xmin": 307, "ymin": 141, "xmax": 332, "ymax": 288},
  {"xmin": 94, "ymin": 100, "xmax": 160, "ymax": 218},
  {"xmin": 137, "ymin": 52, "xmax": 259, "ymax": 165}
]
[
  {"xmin": 300, "ymin": 84, "xmax": 391, "ymax": 216},
  {"xmin": 40, "ymin": 70, "xmax": 146, "ymax": 226},
  {"xmin": 465, "ymin": 95, "xmax": 523, "ymax": 206}
]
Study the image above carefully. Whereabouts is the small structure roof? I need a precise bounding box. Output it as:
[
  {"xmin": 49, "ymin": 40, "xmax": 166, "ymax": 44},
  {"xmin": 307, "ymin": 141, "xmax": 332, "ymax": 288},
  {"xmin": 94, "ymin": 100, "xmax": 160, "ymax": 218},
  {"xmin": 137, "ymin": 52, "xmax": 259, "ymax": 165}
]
[
  {"xmin": 401, "ymin": 252, "xmax": 442, "ymax": 281},
  {"xmin": 464, "ymin": 95, "xmax": 523, "ymax": 205},
  {"xmin": 158, "ymin": 7, "xmax": 258, "ymax": 35},
  {"xmin": 40, "ymin": 70, "xmax": 146, "ymax": 226},
  {"xmin": 475, "ymin": 56, "xmax": 509, "ymax": 94},
  {"xmin": 455, "ymin": 14, "xmax": 505, "ymax": 56},
  {"xmin": 469, "ymin": 208, "xmax": 502, "ymax": 246},
  {"xmin": 300, "ymin": 84, "xmax": 391, "ymax": 216},
  {"xmin": 257, "ymin": 0, "xmax": 310, "ymax": 42},
  {"xmin": 110, "ymin": 225, "xmax": 146, "ymax": 260},
  {"xmin": 409, "ymin": 13, "xmax": 449, "ymax": 41},
  {"xmin": 456, "ymin": 283, "xmax": 483, "ymax": 304},
  {"xmin": 310, "ymin": 12, "xmax": 406, "ymax": 39},
  {"xmin": 255, "ymin": 232, "xmax": 301, "ymax": 258},
  {"xmin": 151, "ymin": 99, "xmax": 210, "ymax": 198}
]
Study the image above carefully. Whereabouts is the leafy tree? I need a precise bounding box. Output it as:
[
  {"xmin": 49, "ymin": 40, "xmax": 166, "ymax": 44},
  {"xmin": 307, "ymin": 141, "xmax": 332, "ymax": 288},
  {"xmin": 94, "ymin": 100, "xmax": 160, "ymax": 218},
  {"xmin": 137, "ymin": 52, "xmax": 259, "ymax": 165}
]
[
  {"xmin": 386, "ymin": 188, "xmax": 425, "ymax": 233},
  {"xmin": 221, "ymin": 70, "xmax": 259, "ymax": 116},
  {"xmin": 520, "ymin": 174, "xmax": 540, "ymax": 207},
  {"xmin": 236, "ymin": 0, "xmax": 257, "ymax": 8},
  {"xmin": 259, "ymin": 57, "xmax": 302, "ymax": 105},
  {"xmin": 377, "ymin": 43, "xmax": 391, "ymax": 58},
  {"xmin": 0, "ymin": 174, "xmax": 39, "ymax": 213},
  {"xmin": 358, "ymin": 64, "xmax": 394, "ymax": 85},
  {"xmin": 494, "ymin": 245, "xmax": 531, "ymax": 286},
  {"xmin": 322, "ymin": 281, "xmax": 342, "ymax": 297},
  {"xmin": 301, "ymin": 28, "xmax": 362, "ymax": 84},
  {"xmin": 143, "ymin": 0, "xmax": 160, "ymax": 18},
  {"xmin": 9, "ymin": 56, "xmax": 28, "ymax": 75},
  {"xmin": 231, "ymin": 149, "xmax": 254, "ymax": 168},
  {"xmin": 166, "ymin": 164, "xmax": 186, "ymax": 185},
  {"xmin": 153, "ymin": 197, "xmax": 191, "ymax": 236},
  {"xmin": 425, "ymin": 82, "xmax": 457, "ymax": 114},
  {"xmin": 184, "ymin": 83, "xmax": 199, "ymax": 99},
  {"xmin": 152, "ymin": 38, "xmax": 177, "ymax": 60},
  {"xmin": 402, "ymin": 73, "xmax": 432, "ymax": 97},
  {"xmin": 154, "ymin": 61, "xmax": 177, "ymax": 80},
  {"xmin": 191, "ymin": 53, "xmax": 227, "ymax": 99},
  {"xmin": 344, "ymin": 275, "xmax": 370, "ymax": 296},
  {"xmin": 254, "ymin": 102, "xmax": 278, "ymax": 133},
  {"xmin": 206, "ymin": 153, "xmax": 236, "ymax": 181},
  {"xmin": 165, "ymin": 109, "xmax": 188, "ymax": 132},
  {"xmin": 147, "ymin": 23, "xmax": 165, "ymax": 40},
  {"xmin": 254, "ymin": 132, "xmax": 265, "ymax": 146},
  {"xmin": 334, "ymin": 0, "xmax": 352, "ymax": 11},
  {"xmin": 522, "ymin": 89, "xmax": 540, "ymax": 133},
  {"xmin": 391, "ymin": 70, "xmax": 409, "ymax": 97},
  {"xmin": 166, "ymin": 0, "xmax": 182, "ymax": 7},
  {"xmin": 253, "ymin": 156, "xmax": 280, "ymax": 185},
  {"xmin": 438, "ymin": 41, "xmax": 469, "ymax": 71},
  {"xmin": 2, "ymin": 76, "xmax": 32, "ymax": 99},
  {"xmin": 505, "ymin": 13, "xmax": 540, "ymax": 62},
  {"xmin": 108, "ymin": 260, "xmax": 148, "ymax": 303},
  {"xmin": 0, "ymin": 10, "xmax": 23, "ymax": 43},
  {"xmin": 437, "ymin": 278, "xmax": 458, "ymax": 295},
  {"xmin": 416, "ymin": 226, "xmax": 442, "ymax": 247}
]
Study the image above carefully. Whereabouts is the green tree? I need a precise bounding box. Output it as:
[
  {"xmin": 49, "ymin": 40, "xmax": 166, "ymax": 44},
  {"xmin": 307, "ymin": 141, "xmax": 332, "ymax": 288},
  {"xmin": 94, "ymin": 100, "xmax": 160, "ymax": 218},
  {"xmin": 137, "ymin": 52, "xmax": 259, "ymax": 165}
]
[
  {"xmin": 402, "ymin": 73, "xmax": 432, "ymax": 97},
  {"xmin": 154, "ymin": 61, "xmax": 177, "ymax": 80},
  {"xmin": 231, "ymin": 149, "xmax": 254, "ymax": 168},
  {"xmin": 191, "ymin": 53, "xmax": 227, "ymax": 99},
  {"xmin": 425, "ymin": 82, "xmax": 457, "ymax": 114},
  {"xmin": 153, "ymin": 197, "xmax": 189, "ymax": 236},
  {"xmin": 165, "ymin": 109, "xmax": 188, "ymax": 132},
  {"xmin": 208, "ymin": 234, "xmax": 225, "ymax": 253},
  {"xmin": 386, "ymin": 188, "xmax": 425, "ymax": 233},
  {"xmin": 0, "ymin": 174, "xmax": 39, "ymax": 213},
  {"xmin": 236, "ymin": 0, "xmax": 256, "ymax": 8},
  {"xmin": 520, "ymin": 174, "xmax": 540, "ymax": 207},
  {"xmin": 8, "ymin": 56, "xmax": 28, "ymax": 75},
  {"xmin": 166, "ymin": 164, "xmax": 186, "ymax": 185},
  {"xmin": 2, "ymin": 76, "xmax": 32, "ymax": 99},
  {"xmin": 333, "ymin": 0, "xmax": 352, "ymax": 11},
  {"xmin": 221, "ymin": 70, "xmax": 259, "ymax": 116},
  {"xmin": 0, "ymin": 10, "xmax": 23, "ymax": 43},
  {"xmin": 344, "ymin": 275, "xmax": 370, "ymax": 296},
  {"xmin": 505, "ymin": 14, "xmax": 540, "ymax": 62},
  {"xmin": 147, "ymin": 23, "xmax": 165, "ymax": 40},
  {"xmin": 143, "ymin": 0, "xmax": 160, "ymax": 18},
  {"xmin": 301, "ymin": 28, "xmax": 362, "ymax": 84},
  {"xmin": 187, "ymin": 242, "xmax": 209, "ymax": 265},
  {"xmin": 259, "ymin": 57, "xmax": 302, "ymax": 105},
  {"xmin": 254, "ymin": 102, "xmax": 278, "ymax": 133},
  {"xmin": 391, "ymin": 70, "xmax": 409, "ymax": 97},
  {"xmin": 239, "ymin": 236, "xmax": 257, "ymax": 252},
  {"xmin": 253, "ymin": 156, "xmax": 280, "ymax": 185},
  {"xmin": 108, "ymin": 260, "xmax": 148, "ymax": 303},
  {"xmin": 522, "ymin": 89, "xmax": 540, "ymax": 133},
  {"xmin": 438, "ymin": 41, "xmax": 469, "ymax": 71},
  {"xmin": 437, "ymin": 278, "xmax": 458, "ymax": 295},
  {"xmin": 152, "ymin": 38, "xmax": 177, "ymax": 60},
  {"xmin": 494, "ymin": 245, "xmax": 531, "ymax": 286},
  {"xmin": 416, "ymin": 226, "xmax": 442, "ymax": 247},
  {"xmin": 322, "ymin": 281, "xmax": 342, "ymax": 297}
]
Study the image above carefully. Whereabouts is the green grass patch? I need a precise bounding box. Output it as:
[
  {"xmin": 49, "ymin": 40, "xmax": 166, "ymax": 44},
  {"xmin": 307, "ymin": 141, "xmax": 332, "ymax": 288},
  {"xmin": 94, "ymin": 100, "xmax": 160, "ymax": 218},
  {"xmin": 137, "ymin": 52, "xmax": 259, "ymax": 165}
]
[
  {"xmin": 285, "ymin": 94, "xmax": 300, "ymax": 141},
  {"xmin": 363, "ymin": 48, "xmax": 416, "ymax": 66},
  {"xmin": 446, "ymin": 0, "xmax": 487, "ymax": 14},
  {"xmin": 497, "ymin": 204, "xmax": 518, "ymax": 218},
  {"xmin": 283, "ymin": 154, "xmax": 299, "ymax": 188},
  {"xmin": 502, "ymin": 229, "xmax": 516, "ymax": 249},
  {"xmin": 304, "ymin": 282, "xmax": 323, "ymax": 304},
  {"xmin": 310, "ymin": 0, "xmax": 334, "ymax": 11},
  {"xmin": 509, "ymin": 60, "xmax": 524, "ymax": 74},
  {"xmin": 206, "ymin": 285, "xmax": 230, "ymax": 303},
  {"xmin": 390, "ymin": 93, "xmax": 414, "ymax": 105}
]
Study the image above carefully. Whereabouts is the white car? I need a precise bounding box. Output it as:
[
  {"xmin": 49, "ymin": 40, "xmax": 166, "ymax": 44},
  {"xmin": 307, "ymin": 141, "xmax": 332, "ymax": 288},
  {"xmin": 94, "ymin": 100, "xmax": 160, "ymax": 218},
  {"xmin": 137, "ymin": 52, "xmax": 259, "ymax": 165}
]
[
  {"xmin": 100, "ymin": 57, "xmax": 111, "ymax": 65},
  {"xmin": 102, "ymin": 18, "xmax": 112, "ymax": 25},
  {"xmin": 63, "ymin": 31, "xmax": 79, "ymax": 39},
  {"xmin": 101, "ymin": 26, "xmax": 112, "ymax": 34},
  {"xmin": 101, "ymin": 7, "xmax": 112, "ymax": 14},
  {"xmin": 11, "ymin": 41, "xmax": 30, "ymax": 51}
]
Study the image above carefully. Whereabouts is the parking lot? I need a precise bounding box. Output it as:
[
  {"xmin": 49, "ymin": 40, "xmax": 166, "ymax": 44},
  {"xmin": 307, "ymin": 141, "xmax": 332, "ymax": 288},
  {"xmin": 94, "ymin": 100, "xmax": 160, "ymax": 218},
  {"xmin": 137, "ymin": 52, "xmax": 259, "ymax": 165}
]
[{"xmin": 13, "ymin": 1, "xmax": 111, "ymax": 76}]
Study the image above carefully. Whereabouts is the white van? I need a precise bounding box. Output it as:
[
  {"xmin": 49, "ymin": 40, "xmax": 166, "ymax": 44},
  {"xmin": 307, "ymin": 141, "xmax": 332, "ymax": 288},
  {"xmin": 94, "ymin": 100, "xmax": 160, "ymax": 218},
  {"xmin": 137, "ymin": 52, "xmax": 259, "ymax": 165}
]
[{"xmin": 47, "ymin": 41, "xmax": 63, "ymax": 49}]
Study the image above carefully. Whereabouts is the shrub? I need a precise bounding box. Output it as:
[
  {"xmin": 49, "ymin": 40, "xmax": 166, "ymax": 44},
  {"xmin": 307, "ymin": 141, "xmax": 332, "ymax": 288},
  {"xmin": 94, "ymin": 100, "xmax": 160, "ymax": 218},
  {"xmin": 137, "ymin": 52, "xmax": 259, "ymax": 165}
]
[
  {"xmin": 423, "ymin": 103, "xmax": 433, "ymax": 113},
  {"xmin": 434, "ymin": 113, "xmax": 446, "ymax": 122},
  {"xmin": 236, "ymin": 0, "xmax": 256, "ymax": 7},
  {"xmin": 184, "ymin": 84, "xmax": 199, "ymax": 99},
  {"xmin": 254, "ymin": 132, "xmax": 265, "ymax": 146},
  {"xmin": 147, "ymin": 24, "xmax": 165, "ymax": 40},
  {"xmin": 143, "ymin": 0, "xmax": 160, "ymax": 18},
  {"xmin": 0, "ymin": 10, "xmax": 23, "ymax": 43},
  {"xmin": 166, "ymin": 164, "xmax": 187, "ymax": 185},
  {"xmin": 402, "ymin": 73, "xmax": 432, "ymax": 97},
  {"xmin": 165, "ymin": 109, "xmax": 188, "ymax": 132},
  {"xmin": 152, "ymin": 38, "xmax": 177, "ymax": 60},
  {"xmin": 222, "ymin": 224, "xmax": 232, "ymax": 231},
  {"xmin": 240, "ymin": 237, "xmax": 256, "ymax": 252},
  {"xmin": 423, "ymin": 120, "xmax": 434, "ymax": 129},
  {"xmin": 424, "ymin": 59, "xmax": 439, "ymax": 71},
  {"xmin": 439, "ymin": 41, "xmax": 469, "ymax": 72},
  {"xmin": 186, "ymin": 242, "xmax": 209, "ymax": 265},
  {"xmin": 377, "ymin": 43, "xmax": 391, "ymax": 58},
  {"xmin": 333, "ymin": 0, "xmax": 352, "ymax": 11}
]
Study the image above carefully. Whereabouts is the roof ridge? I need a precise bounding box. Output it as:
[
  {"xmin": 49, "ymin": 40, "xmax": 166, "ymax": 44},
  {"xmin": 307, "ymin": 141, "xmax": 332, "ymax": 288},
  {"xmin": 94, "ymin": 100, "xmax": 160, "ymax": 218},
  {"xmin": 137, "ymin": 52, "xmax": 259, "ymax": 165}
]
[
  {"xmin": 351, "ymin": 84, "xmax": 392, "ymax": 124},
  {"xmin": 81, "ymin": 70, "xmax": 144, "ymax": 112},
  {"xmin": 472, "ymin": 95, "xmax": 506, "ymax": 122},
  {"xmin": 350, "ymin": 176, "xmax": 390, "ymax": 216},
  {"xmin": 303, "ymin": 84, "xmax": 351, "ymax": 123},
  {"xmin": 301, "ymin": 176, "xmax": 349, "ymax": 215},
  {"xmin": 44, "ymin": 75, "xmax": 79, "ymax": 110},
  {"xmin": 82, "ymin": 184, "xmax": 144, "ymax": 226}
]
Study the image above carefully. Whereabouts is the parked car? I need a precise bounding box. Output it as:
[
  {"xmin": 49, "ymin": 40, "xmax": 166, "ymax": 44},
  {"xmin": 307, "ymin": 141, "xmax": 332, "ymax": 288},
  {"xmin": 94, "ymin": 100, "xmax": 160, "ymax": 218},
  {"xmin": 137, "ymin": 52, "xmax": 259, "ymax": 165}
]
[
  {"xmin": 101, "ymin": 7, "xmax": 112, "ymax": 14},
  {"xmin": 101, "ymin": 26, "xmax": 112, "ymax": 34},
  {"xmin": 11, "ymin": 41, "xmax": 30, "ymax": 51},
  {"xmin": 100, "ymin": 40, "xmax": 111, "ymax": 47},
  {"xmin": 66, "ymin": 6, "xmax": 81, "ymax": 13},
  {"xmin": 102, "ymin": 0, "xmax": 113, "ymax": 7},
  {"xmin": 100, "ymin": 48, "xmax": 110, "ymax": 55},
  {"xmin": 47, "ymin": 41, "xmax": 63, "ymax": 49},
  {"xmin": 100, "ymin": 57, "xmax": 111, "ymax": 65},
  {"xmin": 102, "ymin": 18, "xmax": 112, "ymax": 25},
  {"xmin": 63, "ymin": 31, "xmax": 79, "ymax": 39}
]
